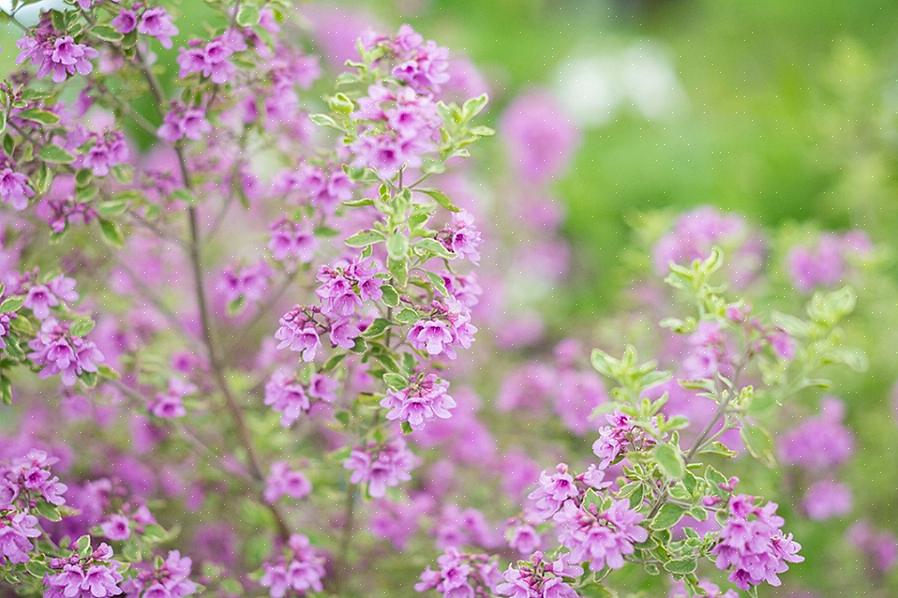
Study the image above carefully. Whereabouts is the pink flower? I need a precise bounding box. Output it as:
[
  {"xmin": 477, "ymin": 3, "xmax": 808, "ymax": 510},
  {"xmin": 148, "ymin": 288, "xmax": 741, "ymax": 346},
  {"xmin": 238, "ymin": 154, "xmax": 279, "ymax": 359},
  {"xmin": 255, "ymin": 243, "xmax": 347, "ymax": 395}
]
[
  {"xmin": 380, "ymin": 373, "xmax": 456, "ymax": 429},
  {"xmin": 712, "ymin": 495, "xmax": 803, "ymax": 590},
  {"xmin": 264, "ymin": 462, "xmax": 312, "ymax": 503},
  {"xmin": 344, "ymin": 438, "xmax": 417, "ymax": 498},
  {"xmin": 138, "ymin": 7, "xmax": 179, "ymax": 49},
  {"xmin": 0, "ymin": 167, "xmax": 34, "ymax": 210}
]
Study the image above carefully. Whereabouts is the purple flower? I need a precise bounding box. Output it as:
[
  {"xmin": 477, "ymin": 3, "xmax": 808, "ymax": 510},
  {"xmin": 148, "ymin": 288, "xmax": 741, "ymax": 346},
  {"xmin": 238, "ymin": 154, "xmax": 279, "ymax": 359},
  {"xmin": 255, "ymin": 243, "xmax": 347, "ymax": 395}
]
[
  {"xmin": 17, "ymin": 27, "xmax": 99, "ymax": 83},
  {"xmin": 712, "ymin": 494, "xmax": 803, "ymax": 590},
  {"xmin": 100, "ymin": 514, "xmax": 131, "ymax": 541},
  {"xmin": 778, "ymin": 396, "xmax": 854, "ymax": 471},
  {"xmin": 380, "ymin": 373, "xmax": 456, "ymax": 429},
  {"xmin": 500, "ymin": 90, "xmax": 580, "ymax": 184},
  {"xmin": 0, "ymin": 512, "xmax": 41, "ymax": 564},
  {"xmin": 408, "ymin": 319, "xmax": 453, "ymax": 355},
  {"xmin": 24, "ymin": 284, "xmax": 58, "ymax": 320},
  {"xmin": 138, "ymin": 8, "xmax": 179, "ymax": 49},
  {"xmin": 553, "ymin": 498, "xmax": 648, "ymax": 572},
  {"xmin": 527, "ymin": 464, "xmax": 580, "ymax": 521},
  {"xmin": 505, "ymin": 522, "xmax": 541, "ymax": 555},
  {"xmin": 344, "ymin": 438, "xmax": 417, "ymax": 498},
  {"xmin": 27, "ymin": 317, "xmax": 105, "ymax": 386},
  {"xmin": 79, "ymin": 130, "xmax": 129, "ymax": 177},
  {"xmin": 158, "ymin": 103, "xmax": 211, "ymax": 143},
  {"xmin": 260, "ymin": 535, "xmax": 326, "ymax": 597},
  {"xmin": 802, "ymin": 480, "xmax": 852, "ymax": 521},
  {"xmin": 849, "ymin": 521, "xmax": 898, "ymax": 573},
  {"xmin": 274, "ymin": 306, "xmax": 321, "ymax": 361},
  {"xmin": 264, "ymin": 368, "xmax": 311, "ymax": 427},
  {"xmin": 111, "ymin": 10, "xmax": 138, "ymax": 34},
  {"xmin": 440, "ymin": 211, "xmax": 482, "ymax": 264},
  {"xmin": 269, "ymin": 218, "xmax": 316, "ymax": 262},
  {"xmin": 415, "ymin": 549, "xmax": 501, "ymax": 597},
  {"xmin": 653, "ymin": 206, "xmax": 766, "ymax": 287},
  {"xmin": 264, "ymin": 462, "xmax": 312, "ymax": 503},
  {"xmin": 0, "ymin": 167, "xmax": 34, "ymax": 210}
]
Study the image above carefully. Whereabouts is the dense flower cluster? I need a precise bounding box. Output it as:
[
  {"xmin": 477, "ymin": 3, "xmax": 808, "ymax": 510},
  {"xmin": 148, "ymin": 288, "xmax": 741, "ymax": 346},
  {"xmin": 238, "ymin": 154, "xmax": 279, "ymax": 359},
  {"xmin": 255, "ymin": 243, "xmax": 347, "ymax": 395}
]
[
  {"xmin": 415, "ymin": 549, "xmax": 501, "ymax": 597},
  {"xmin": 344, "ymin": 438, "xmax": 418, "ymax": 498},
  {"xmin": 44, "ymin": 541, "xmax": 124, "ymax": 598},
  {"xmin": 712, "ymin": 495, "xmax": 804, "ymax": 590},
  {"xmin": 121, "ymin": 550, "xmax": 197, "ymax": 597},
  {"xmin": 496, "ymin": 553, "xmax": 582, "ymax": 598},
  {"xmin": 653, "ymin": 206, "xmax": 765, "ymax": 287},
  {"xmin": 259, "ymin": 535, "xmax": 326, "ymax": 598},
  {"xmin": 381, "ymin": 372, "xmax": 456, "ymax": 430},
  {"xmin": 16, "ymin": 18, "xmax": 98, "ymax": 83}
]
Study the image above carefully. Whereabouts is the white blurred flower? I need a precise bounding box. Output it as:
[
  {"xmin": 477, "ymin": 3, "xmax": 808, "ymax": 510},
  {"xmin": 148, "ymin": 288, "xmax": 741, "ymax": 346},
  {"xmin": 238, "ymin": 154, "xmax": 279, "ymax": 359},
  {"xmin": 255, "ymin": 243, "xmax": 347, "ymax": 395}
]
[{"xmin": 553, "ymin": 41, "xmax": 687, "ymax": 127}]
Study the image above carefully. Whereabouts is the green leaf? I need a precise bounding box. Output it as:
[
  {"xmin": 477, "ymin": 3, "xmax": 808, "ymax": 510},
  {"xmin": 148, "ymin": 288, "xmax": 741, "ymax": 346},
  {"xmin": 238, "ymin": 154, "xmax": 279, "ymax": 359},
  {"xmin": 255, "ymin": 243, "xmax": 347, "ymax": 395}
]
[
  {"xmin": 70, "ymin": 317, "xmax": 95, "ymax": 337},
  {"xmin": 0, "ymin": 375, "xmax": 11, "ymax": 405},
  {"xmin": 415, "ymin": 238, "xmax": 454, "ymax": 259},
  {"xmin": 382, "ymin": 373, "xmax": 407, "ymax": 389},
  {"xmin": 653, "ymin": 443, "xmax": 685, "ymax": 480},
  {"xmin": 664, "ymin": 557, "xmax": 697, "ymax": 575},
  {"xmin": 236, "ymin": 4, "xmax": 261, "ymax": 27},
  {"xmin": 651, "ymin": 503, "xmax": 686, "ymax": 530},
  {"xmin": 401, "ymin": 421, "xmax": 413, "ymax": 435},
  {"xmin": 362, "ymin": 318, "xmax": 391, "ymax": 338},
  {"xmin": 91, "ymin": 25, "xmax": 123, "ymax": 42},
  {"xmin": 171, "ymin": 188, "xmax": 196, "ymax": 205},
  {"xmin": 740, "ymin": 424, "xmax": 776, "ymax": 467},
  {"xmin": 99, "ymin": 218, "xmax": 125, "ymax": 248},
  {"xmin": 417, "ymin": 188, "xmax": 461, "ymax": 212},
  {"xmin": 462, "ymin": 93, "xmax": 489, "ymax": 119},
  {"xmin": 345, "ymin": 229, "xmax": 384, "ymax": 247},
  {"xmin": 380, "ymin": 284, "xmax": 400, "ymax": 307},
  {"xmin": 0, "ymin": 295, "xmax": 24, "ymax": 313},
  {"xmin": 142, "ymin": 524, "xmax": 166, "ymax": 543},
  {"xmin": 308, "ymin": 113, "xmax": 339, "ymax": 128},
  {"xmin": 98, "ymin": 199, "xmax": 129, "ymax": 218},
  {"xmin": 25, "ymin": 558, "xmax": 51, "ymax": 577},
  {"xmin": 34, "ymin": 501, "xmax": 62, "ymax": 522},
  {"xmin": 39, "ymin": 144, "xmax": 75, "ymax": 164},
  {"xmin": 394, "ymin": 308, "xmax": 419, "ymax": 325},
  {"xmin": 387, "ymin": 232, "xmax": 409, "ymax": 260},
  {"xmin": 18, "ymin": 108, "xmax": 59, "ymax": 125},
  {"xmin": 76, "ymin": 535, "xmax": 92, "ymax": 556}
]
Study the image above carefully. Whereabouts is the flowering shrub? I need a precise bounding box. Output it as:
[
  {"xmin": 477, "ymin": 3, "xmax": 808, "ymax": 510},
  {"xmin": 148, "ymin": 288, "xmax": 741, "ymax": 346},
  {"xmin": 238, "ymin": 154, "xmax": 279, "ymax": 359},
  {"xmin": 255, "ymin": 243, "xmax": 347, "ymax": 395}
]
[{"xmin": 0, "ymin": 1, "xmax": 889, "ymax": 597}]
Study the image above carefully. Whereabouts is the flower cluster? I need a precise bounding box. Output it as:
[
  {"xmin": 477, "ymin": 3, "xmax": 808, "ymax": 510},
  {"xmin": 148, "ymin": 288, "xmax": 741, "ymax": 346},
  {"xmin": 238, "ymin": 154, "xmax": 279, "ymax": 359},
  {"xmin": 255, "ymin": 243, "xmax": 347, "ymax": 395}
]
[
  {"xmin": 259, "ymin": 534, "xmax": 326, "ymax": 598},
  {"xmin": 28, "ymin": 317, "xmax": 105, "ymax": 386},
  {"xmin": 157, "ymin": 103, "xmax": 211, "ymax": 143},
  {"xmin": 264, "ymin": 462, "xmax": 312, "ymax": 503},
  {"xmin": 344, "ymin": 438, "xmax": 418, "ymax": 498},
  {"xmin": 787, "ymin": 231, "xmax": 871, "ymax": 293},
  {"xmin": 121, "ymin": 550, "xmax": 197, "ymax": 597},
  {"xmin": 177, "ymin": 30, "xmax": 246, "ymax": 84},
  {"xmin": 44, "ymin": 540, "xmax": 124, "ymax": 598},
  {"xmin": 554, "ymin": 498, "xmax": 649, "ymax": 573},
  {"xmin": 408, "ymin": 300, "xmax": 477, "ymax": 360},
  {"xmin": 380, "ymin": 372, "xmax": 456, "ymax": 430},
  {"xmin": 712, "ymin": 494, "xmax": 804, "ymax": 590},
  {"xmin": 415, "ymin": 549, "xmax": 501, "ymax": 597},
  {"xmin": 16, "ymin": 17, "xmax": 98, "ymax": 83},
  {"xmin": 496, "ymin": 553, "xmax": 582, "ymax": 598},
  {"xmin": 0, "ymin": 451, "xmax": 62, "ymax": 565},
  {"xmin": 263, "ymin": 367, "xmax": 337, "ymax": 427},
  {"xmin": 654, "ymin": 207, "xmax": 766, "ymax": 287}
]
